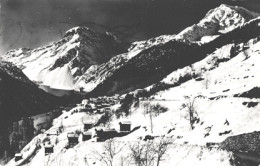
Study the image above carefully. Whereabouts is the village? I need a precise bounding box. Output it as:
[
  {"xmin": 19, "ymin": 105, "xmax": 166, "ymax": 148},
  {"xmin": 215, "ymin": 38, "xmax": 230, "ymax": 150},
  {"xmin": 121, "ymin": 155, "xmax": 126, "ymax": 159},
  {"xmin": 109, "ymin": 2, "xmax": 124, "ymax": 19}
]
[{"xmin": 13, "ymin": 95, "xmax": 137, "ymax": 163}]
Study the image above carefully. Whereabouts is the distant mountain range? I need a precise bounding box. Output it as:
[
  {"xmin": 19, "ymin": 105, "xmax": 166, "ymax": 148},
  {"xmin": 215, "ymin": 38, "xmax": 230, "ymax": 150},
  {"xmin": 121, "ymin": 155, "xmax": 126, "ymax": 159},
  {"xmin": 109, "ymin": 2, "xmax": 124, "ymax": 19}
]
[{"xmin": 4, "ymin": 4, "xmax": 260, "ymax": 96}]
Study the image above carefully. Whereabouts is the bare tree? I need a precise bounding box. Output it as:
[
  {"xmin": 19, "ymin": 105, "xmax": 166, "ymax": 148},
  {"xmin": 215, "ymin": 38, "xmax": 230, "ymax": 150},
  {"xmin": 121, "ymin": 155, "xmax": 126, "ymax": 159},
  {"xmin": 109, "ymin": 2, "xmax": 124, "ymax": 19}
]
[
  {"xmin": 143, "ymin": 103, "xmax": 155, "ymax": 134},
  {"xmin": 129, "ymin": 141, "xmax": 144, "ymax": 166},
  {"xmin": 184, "ymin": 96, "xmax": 199, "ymax": 130},
  {"xmin": 93, "ymin": 139, "xmax": 125, "ymax": 166},
  {"xmin": 45, "ymin": 154, "xmax": 52, "ymax": 166},
  {"xmin": 119, "ymin": 155, "xmax": 131, "ymax": 166},
  {"xmin": 153, "ymin": 138, "xmax": 172, "ymax": 166},
  {"xmin": 149, "ymin": 109, "xmax": 154, "ymax": 134},
  {"xmin": 129, "ymin": 141, "xmax": 155, "ymax": 166}
]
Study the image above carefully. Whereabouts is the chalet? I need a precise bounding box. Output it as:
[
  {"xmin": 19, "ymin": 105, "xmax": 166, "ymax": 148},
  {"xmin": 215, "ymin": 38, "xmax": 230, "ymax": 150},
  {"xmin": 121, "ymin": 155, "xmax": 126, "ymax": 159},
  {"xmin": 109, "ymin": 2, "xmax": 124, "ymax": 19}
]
[
  {"xmin": 44, "ymin": 145, "xmax": 54, "ymax": 155},
  {"xmin": 15, "ymin": 153, "xmax": 22, "ymax": 162},
  {"xmin": 84, "ymin": 105, "xmax": 92, "ymax": 110},
  {"xmin": 67, "ymin": 133, "xmax": 79, "ymax": 147},
  {"xmin": 79, "ymin": 105, "xmax": 93, "ymax": 113},
  {"xmin": 243, "ymin": 43, "xmax": 250, "ymax": 50},
  {"xmin": 103, "ymin": 128, "xmax": 117, "ymax": 137},
  {"xmin": 95, "ymin": 128, "xmax": 117, "ymax": 141},
  {"xmin": 95, "ymin": 137, "xmax": 104, "ymax": 142},
  {"xmin": 119, "ymin": 121, "xmax": 132, "ymax": 132},
  {"xmin": 83, "ymin": 122, "xmax": 93, "ymax": 131},
  {"xmin": 82, "ymin": 131, "xmax": 92, "ymax": 141},
  {"xmin": 95, "ymin": 129, "xmax": 103, "ymax": 137},
  {"xmin": 46, "ymin": 130, "xmax": 58, "ymax": 136}
]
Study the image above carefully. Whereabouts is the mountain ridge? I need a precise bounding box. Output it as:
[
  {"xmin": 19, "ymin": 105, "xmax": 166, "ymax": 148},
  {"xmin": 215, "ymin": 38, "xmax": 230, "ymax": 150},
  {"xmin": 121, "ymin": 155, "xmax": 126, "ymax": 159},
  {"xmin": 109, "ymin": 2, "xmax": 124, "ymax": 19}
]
[{"xmin": 4, "ymin": 26, "xmax": 127, "ymax": 93}]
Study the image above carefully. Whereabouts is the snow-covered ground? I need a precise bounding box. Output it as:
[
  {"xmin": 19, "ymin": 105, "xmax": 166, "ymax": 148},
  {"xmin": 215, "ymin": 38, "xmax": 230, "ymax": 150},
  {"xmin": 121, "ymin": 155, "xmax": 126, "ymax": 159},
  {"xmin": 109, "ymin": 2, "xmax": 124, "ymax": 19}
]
[
  {"xmin": 5, "ymin": 4, "xmax": 260, "ymax": 166},
  {"xmin": 10, "ymin": 30, "xmax": 260, "ymax": 166}
]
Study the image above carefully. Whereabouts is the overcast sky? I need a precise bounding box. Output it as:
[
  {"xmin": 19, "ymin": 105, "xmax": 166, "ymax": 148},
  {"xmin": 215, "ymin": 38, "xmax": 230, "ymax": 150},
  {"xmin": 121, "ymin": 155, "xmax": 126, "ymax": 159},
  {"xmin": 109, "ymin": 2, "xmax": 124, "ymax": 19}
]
[{"xmin": 0, "ymin": 0, "xmax": 259, "ymax": 54}]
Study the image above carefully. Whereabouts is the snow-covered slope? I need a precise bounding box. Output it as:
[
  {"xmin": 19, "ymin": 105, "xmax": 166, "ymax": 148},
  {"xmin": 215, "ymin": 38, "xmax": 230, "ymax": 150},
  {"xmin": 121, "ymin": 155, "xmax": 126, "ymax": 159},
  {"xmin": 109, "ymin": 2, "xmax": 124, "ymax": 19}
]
[
  {"xmin": 176, "ymin": 4, "xmax": 260, "ymax": 42},
  {"xmin": 15, "ymin": 31, "xmax": 260, "ymax": 166},
  {"xmin": 4, "ymin": 5, "xmax": 259, "ymax": 97},
  {"xmin": 4, "ymin": 27, "xmax": 126, "ymax": 91},
  {"xmin": 6, "ymin": 4, "xmax": 260, "ymax": 166},
  {"xmin": 75, "ymin": 12, "xmax": 260, "ymax": 97}
]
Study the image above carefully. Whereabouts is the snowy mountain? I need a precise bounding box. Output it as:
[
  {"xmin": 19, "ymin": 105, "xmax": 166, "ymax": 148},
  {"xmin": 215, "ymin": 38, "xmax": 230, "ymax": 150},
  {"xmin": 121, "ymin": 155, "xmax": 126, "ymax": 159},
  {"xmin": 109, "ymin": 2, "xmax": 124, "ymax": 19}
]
[
  {"xmin": 75, "ymin": 5, "xmax": 260, "ymax": 97},
  {"xmin": 4, "ymin": 27, "xmax": 126, "ymax": 93},
  {"xmin": 176, "ymin": 4, "xmax": 260, "ymax": 43},
  {"xmin": 5, "ymin": 4, "xmax": 260, "ymax": 166},
  {"xmin": 4, "ymin": 5, "xmax": 259, "ymax": 97}
]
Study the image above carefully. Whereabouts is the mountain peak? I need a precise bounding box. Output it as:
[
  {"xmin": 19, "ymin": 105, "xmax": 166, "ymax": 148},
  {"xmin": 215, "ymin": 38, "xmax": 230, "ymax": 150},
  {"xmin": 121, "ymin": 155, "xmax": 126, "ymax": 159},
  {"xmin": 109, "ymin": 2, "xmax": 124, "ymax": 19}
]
[
  {"xmin": 4, "ymin": 26, "xmax": 127, "ymax": 95},
  {"xmin": 64, "ymin": 26, "xmax": 117, "ymax": 42},
  {"xmin": 176, "ymin": 4, "xmax": 260, "ymax": 42},
  {"xmin": 203, "ymin": 4, "xmax": 260, "ymax": 23},
  {"xmin": 64, "ymin": 26, "xmax": 95, "ymax": 38}
]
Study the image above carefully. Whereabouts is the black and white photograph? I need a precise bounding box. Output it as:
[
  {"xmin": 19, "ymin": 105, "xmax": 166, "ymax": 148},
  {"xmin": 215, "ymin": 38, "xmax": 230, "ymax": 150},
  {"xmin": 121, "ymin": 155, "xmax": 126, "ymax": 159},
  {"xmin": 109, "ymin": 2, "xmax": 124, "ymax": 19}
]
[{"xmin": 1, "ymin": 0, "xmax": 260, "ymax": 165}]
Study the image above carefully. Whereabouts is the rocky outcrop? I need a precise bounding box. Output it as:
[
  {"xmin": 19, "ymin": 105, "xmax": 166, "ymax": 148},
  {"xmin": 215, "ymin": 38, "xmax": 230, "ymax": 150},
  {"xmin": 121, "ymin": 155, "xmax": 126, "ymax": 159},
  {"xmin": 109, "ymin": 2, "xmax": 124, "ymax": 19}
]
[{"xmin": 220, "ymin": 131, "xmax": 260, "ymax": 153}]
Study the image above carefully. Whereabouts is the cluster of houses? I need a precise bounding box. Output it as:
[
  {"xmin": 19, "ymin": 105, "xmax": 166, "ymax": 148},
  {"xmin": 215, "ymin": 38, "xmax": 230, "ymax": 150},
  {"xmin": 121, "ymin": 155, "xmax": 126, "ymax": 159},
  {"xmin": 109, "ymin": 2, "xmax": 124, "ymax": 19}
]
[
  {"xmin": 14, "ymin": 121, "xmax": 132, "ymax": 161},
  {"xmin": 14, "ymin": 96, "xmax": 127, "ymax": 162},
  {"xmin": 67, "ymin": 120, "xmax": 132, "ymax": 146},
  {"xmin": 75, "ymin": 96, "xmax": 121, "ymax": 114}
]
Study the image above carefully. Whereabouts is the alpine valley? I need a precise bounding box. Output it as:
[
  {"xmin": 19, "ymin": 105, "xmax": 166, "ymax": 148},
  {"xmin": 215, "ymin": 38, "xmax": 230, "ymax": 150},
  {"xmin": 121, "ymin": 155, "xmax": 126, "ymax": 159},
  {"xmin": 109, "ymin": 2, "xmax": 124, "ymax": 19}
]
[{"xmin": 2, "ymin": 4, "xmax": 260, "ymax": 166}]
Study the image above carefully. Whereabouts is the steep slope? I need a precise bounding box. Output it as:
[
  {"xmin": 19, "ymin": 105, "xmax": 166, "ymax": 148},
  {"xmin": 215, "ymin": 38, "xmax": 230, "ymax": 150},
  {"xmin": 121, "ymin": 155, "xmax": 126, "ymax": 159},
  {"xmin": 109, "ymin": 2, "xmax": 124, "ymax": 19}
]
[
  {"xmin": 0, "ymin": 61, "xmax": 61, "ymax": 159},
  {"xmin": 76, "ymin": 8, "xmax": 260, "ymax": 97},
  {"xmin": 143, "ymin": 35, "xmax": 260, "ymax": 145},
  {"xmin": 24, "ymin": 25, "xmax": 260, "ymax": 166},
  {"xmin": 9, "ymin": 36, "xmax": 260, "ymax": 165},
  {"xmin": 4, "ymin": 27, "xmax": 126, "ymax": 92},
  {"xmin": 0, "ymin": 61, "xmax": 58, "ymax": 122},
  {"xmin": 7, "ymin": 5, "xmax": 260, "ymax": 166}
]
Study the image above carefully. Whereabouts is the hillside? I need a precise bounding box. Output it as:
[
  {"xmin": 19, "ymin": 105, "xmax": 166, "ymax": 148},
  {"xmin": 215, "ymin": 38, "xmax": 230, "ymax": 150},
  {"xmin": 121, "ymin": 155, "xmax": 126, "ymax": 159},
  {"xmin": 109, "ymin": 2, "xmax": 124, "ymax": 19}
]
[
  {"xmin": 0, "ymin": 61, "xmax": 59, "ymax": 123},
  {"xmin": 0, "ymin": 61, "xmax": 62, "ymax": 161},
  {"xmin": 5, "ymin": 4, "xmax": 260, "ymax": 166}
]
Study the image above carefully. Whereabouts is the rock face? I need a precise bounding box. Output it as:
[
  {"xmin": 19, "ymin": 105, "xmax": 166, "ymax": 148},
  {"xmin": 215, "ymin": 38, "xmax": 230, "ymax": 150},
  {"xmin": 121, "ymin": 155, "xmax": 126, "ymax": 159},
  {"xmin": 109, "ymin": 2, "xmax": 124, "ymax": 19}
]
[
  {"xmin": 220, "ymin": 131, "xmax": 260, "ymax": 153},
  {"xmin": 4, "ymin": 27, "xmax": 127, "ymax": 92}
]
